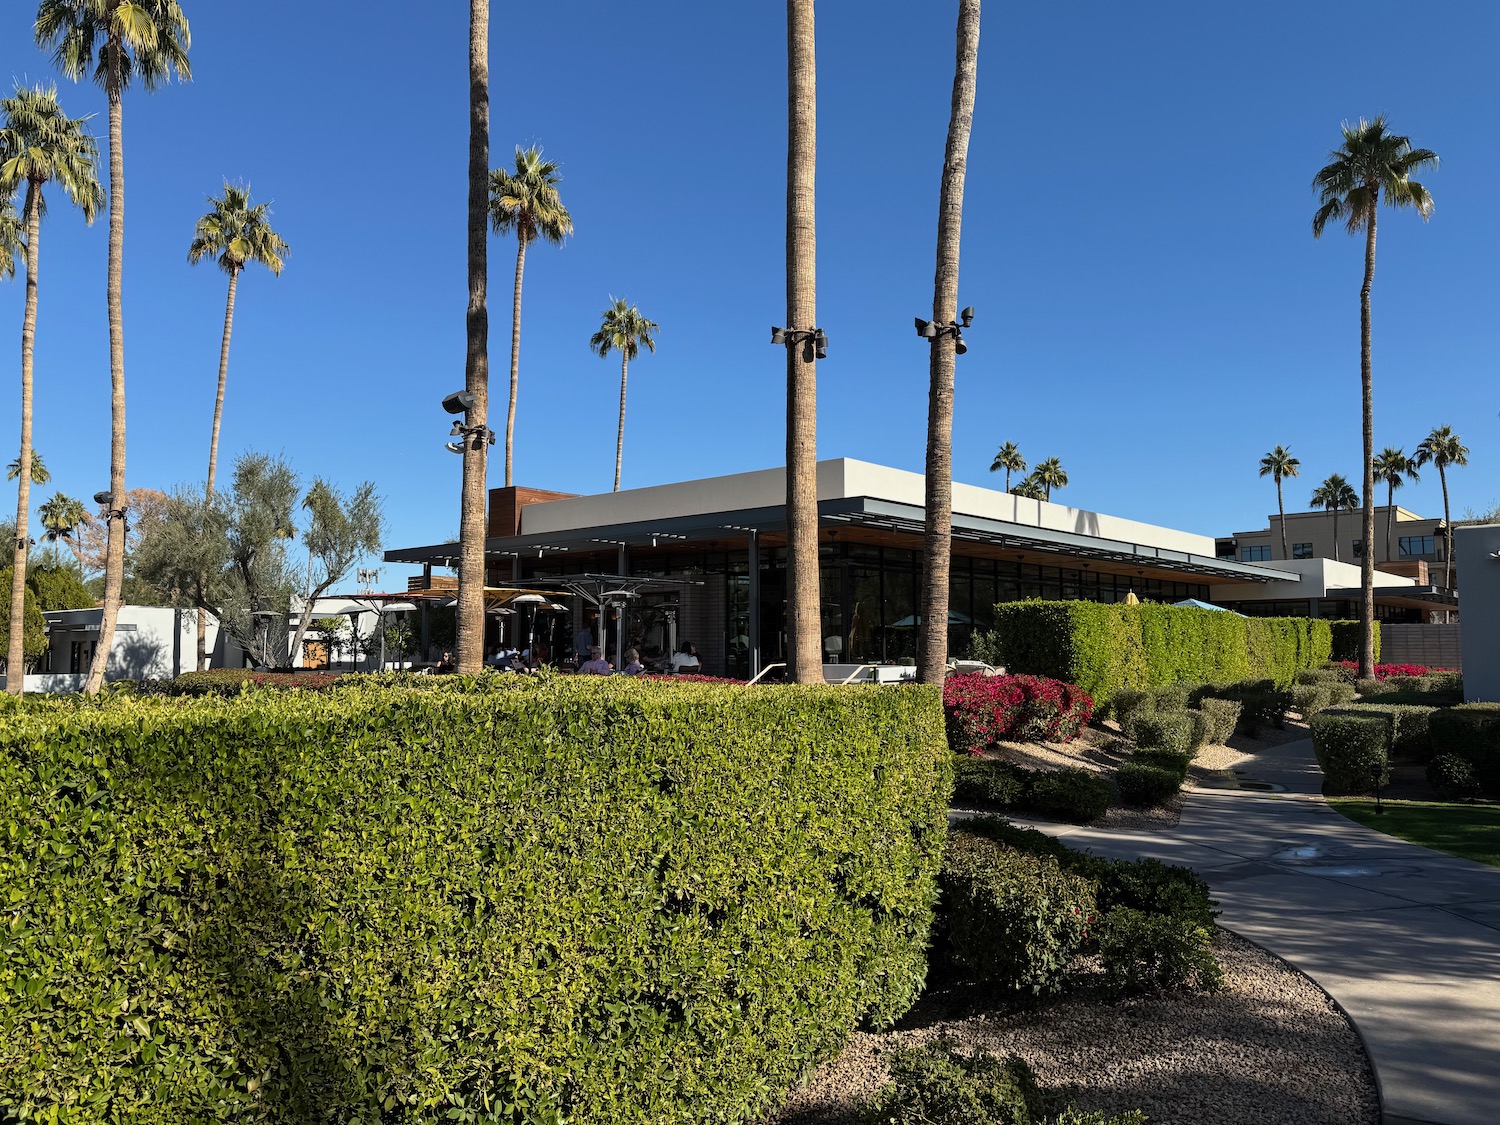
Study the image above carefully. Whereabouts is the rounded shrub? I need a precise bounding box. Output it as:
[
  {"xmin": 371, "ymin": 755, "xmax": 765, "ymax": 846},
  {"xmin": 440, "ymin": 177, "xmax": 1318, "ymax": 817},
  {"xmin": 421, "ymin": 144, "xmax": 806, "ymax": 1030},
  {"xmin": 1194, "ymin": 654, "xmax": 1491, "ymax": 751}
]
[
  {"xmin": 865, "ymin": 1041, "xmax": 1046, "ymax": 1125},
  {"xmin": 1117, "ymin": 761, "xmax": 1182, "ymax": 807},
  {"xmin": 1310, "ymin": 711, "xmax": 1390, "ymax": 793},
  {"xmin": 952, "ymin": 757, "xmax": 1030, "ymax": 808},
  {"xmin": 1028, "ymin": 767, "xmax": 1111, "ymax": 823},
  {"xmin": 1291, "ymin": 683, "xmax": 1333, "ymax": 717},
  {"xmin": 1111, "ymin": 688, "xmax": 1155, "ymax": 740},
  {"xmin": 1198, "ymin": 698, "xmax": 1241, "ymax": 744},
  {"xmin": 1132, "ymin": 712, "xmax": 1194, "ymax": 755},
  {"xmin": 1134, "ymin": 749, "xmax": 1191, "ymax": 780},
  {"xmin": 1296, "ymin": 668, "xmax": 1342, "ymax": 686},
  {"xmin": 940, "ymin": 831, "xmax": 1097, "ymax": 995},
  {"xmin": 1427, "ymin": 753, "xmax": 1482, "ymax": 801},
  {"xmin": 1150, "ymin": 684, "xmax": 1192, "ymax": 713},
  {"xmin": 1096, "ymin": 906, "xmax": 1222, "ymax": 996}
]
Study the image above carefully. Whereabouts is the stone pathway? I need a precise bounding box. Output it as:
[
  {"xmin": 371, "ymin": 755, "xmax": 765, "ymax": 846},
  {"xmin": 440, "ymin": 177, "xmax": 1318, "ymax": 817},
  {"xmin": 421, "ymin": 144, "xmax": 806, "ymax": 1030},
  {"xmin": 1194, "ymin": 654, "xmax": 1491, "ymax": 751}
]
[{"xmin": 980, "ymin": 738, "xmax": 1500, "ymax": 1125}]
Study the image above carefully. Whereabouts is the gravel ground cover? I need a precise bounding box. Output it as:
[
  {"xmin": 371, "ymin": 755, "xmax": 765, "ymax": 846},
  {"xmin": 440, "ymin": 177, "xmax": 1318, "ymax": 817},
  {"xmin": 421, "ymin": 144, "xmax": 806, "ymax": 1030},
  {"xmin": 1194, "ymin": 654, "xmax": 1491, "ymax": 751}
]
[{"xmin": 765, "ymin": 930, "xmax": 1378, "ymax": 1125}]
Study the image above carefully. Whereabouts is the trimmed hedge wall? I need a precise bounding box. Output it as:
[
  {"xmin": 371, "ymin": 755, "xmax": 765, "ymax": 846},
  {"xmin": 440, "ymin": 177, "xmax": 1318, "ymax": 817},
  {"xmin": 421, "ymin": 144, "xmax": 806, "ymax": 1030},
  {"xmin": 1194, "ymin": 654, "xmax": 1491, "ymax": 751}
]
[
  {"xmin": 990, "ymin": 602, "xmax": 1331, "ymax": 706},
  {"xmin": 0, "ymin": 675, "xmax": 950, "ymax": 1123},
  {"xmin": 1330, "ymin": 620, "xmax": 1381, "ymax": 664}
]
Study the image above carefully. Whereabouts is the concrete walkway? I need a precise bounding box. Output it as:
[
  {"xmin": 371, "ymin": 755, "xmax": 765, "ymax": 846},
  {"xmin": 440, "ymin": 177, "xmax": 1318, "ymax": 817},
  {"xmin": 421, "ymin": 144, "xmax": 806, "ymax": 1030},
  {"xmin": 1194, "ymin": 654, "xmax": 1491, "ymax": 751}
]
[{"xmin": 986, "ymin": 739, "xmax": 1500, "ymax": 1125}]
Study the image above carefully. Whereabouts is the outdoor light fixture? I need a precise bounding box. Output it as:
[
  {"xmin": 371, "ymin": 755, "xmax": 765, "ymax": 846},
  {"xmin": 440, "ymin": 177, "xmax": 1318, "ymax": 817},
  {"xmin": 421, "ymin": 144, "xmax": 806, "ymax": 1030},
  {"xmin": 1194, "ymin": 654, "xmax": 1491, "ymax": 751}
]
[
  {"xmin": 92, "ymin": 490, "xmax": 129, "ymax": 523},
  {"xmin": 441, "ymin": 390, "xmax": 475, "ymax": 415},
  {"xmin": 445, "ymin": 442, "xmax": 465, "ymax": 455},
  {"xmin": 914, "ymin": 305, "xmax": 976, "ymax": 355},
  {"xmin": 771, "ymin": 326, "xmax": 828, "ymax": 361}
]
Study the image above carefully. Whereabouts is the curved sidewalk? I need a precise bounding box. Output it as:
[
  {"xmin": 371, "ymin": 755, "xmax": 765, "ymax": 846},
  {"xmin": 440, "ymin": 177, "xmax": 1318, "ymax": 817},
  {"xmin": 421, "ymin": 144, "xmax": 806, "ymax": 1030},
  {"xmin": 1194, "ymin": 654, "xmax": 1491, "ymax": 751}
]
[{"xmin": 985, "ymin": 739, "xmax": 1500, "ymax": 1125}]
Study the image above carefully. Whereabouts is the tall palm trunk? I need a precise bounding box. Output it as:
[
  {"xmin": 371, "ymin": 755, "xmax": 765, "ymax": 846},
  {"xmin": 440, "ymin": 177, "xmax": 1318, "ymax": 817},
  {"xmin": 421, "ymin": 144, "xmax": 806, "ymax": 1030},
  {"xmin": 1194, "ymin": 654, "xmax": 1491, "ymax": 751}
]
[
  {"xmin": 196, "ymin": 265, "xmax": 240, "ymax": 669},
  {"xmin": 205, "ymin": 268, "xmax": 239, "ymax": 495},
  {"xmin": 457, "ymin": 0, "xmax": 491, "ymax": 675},
  {"xmin": 613, "ymin": 352, "xmax": 628, "ymax": 491},
  {"xmin": 919, "ymin": 0, "xmax": 980, "ymax": 686},
  {"xmin": 6, "ymin": 185, "xmax": 42, "ymax": 694},
  {"xmin": 1332, "ymin": 509, "xmax": 1340, "ymax": 562},
  {"xmin": 504, "ymin": 234, "xmax": 527, "ymax": 489},
  {"xmin": 784, "ymin": 0, "xmax": 821, "ymax": 683},
  {"xmin": 1276, "ymin": 477, "xmax": 1288, "ymax": 561},
  {"xmin": 85, "ymin": 46, "xmax": 127, "ymax": 696},
  {"xmin": 1439, "ymin": 465, "xmax": 1452, "ymax": 591},
  {"xmin": 1357, "ymin": 196, "xmax": 1378, "ymax": 680}
]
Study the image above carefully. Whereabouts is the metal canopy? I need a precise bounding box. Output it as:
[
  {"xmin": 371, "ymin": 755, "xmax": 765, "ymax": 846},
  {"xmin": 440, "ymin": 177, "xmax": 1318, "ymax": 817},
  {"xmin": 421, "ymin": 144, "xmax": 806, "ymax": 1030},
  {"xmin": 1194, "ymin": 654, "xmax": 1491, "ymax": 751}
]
[
  {"xmin": 1326, "ymin": 585, "xmax": 1458, "ymax": 607},
  {"xmin": 384, "ymin": 495, "xmax": 1295, "ymax": 584}
]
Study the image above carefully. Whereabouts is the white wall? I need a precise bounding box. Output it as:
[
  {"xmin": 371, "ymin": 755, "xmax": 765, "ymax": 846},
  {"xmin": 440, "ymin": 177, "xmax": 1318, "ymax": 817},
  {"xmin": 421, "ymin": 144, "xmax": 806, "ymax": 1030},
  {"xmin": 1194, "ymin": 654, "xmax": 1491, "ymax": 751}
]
[
  {"xmin": 37, "ymin": 605, "xmax": 218, "ymax": 688},
  {"xmin": 1211, "ymin": 556, "xmax": 1414, "ymax": 604}
]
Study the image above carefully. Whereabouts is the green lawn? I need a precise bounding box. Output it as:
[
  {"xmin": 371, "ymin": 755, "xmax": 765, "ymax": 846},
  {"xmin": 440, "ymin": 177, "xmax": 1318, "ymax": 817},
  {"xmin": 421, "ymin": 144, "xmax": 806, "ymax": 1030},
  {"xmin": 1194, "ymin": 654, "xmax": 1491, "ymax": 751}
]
[{"xmin": 1331, "ymin": 799, "xmax": 1500, "ymax": 868}]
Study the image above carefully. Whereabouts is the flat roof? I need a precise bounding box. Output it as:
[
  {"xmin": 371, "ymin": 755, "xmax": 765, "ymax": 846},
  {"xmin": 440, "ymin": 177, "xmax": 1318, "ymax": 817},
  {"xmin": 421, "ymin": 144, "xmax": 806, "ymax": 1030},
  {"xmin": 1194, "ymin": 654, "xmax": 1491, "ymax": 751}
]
[{"xmin": 387, "ymin": 488, "xmax": 1299, "ymax": 584}]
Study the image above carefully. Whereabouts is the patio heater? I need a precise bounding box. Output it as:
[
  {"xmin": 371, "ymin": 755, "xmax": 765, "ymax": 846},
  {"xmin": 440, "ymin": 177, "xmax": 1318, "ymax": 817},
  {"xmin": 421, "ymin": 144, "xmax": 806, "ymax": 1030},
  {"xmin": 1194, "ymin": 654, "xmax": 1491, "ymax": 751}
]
[{"xmin": 508, "ymin": 593, "xmax": 549, "ymax": 662}]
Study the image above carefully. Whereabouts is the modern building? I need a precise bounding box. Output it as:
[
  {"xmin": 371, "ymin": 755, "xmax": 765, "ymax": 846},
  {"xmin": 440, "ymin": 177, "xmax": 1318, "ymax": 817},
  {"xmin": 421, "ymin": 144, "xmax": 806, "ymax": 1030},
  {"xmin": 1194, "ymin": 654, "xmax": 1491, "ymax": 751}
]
[
  {"xmin": 1223, "ymin": 505, "xmax": 1453, "ymax": 588},
  {"xmin": 386, "ymin": 459, "xmax": 1444, "ymax": 679}
]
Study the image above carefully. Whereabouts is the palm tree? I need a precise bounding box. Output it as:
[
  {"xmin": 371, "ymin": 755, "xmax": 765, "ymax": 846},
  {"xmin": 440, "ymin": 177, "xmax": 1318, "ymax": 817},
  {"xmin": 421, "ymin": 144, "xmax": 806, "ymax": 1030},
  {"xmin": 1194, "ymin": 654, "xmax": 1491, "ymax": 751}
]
[
  {"xmin": 783, "ymin": 0, "xmax": 822, "ymax": 684},
  {"xmin": 188, "ymin": 183, "xmax": 287, "ymax": 495},
  {"xmin": 38, "ymin": 0, "xmax": 191, "ymax": 696},
  {"xmin": 918, "ymin": 0, "xmax": 981, "ymax": 687},
  {"xmin": 1313, "ymin": 115, "xmax": 1437, "ymax": 678},
  {"xmin": 39, "ymin": 492, "xmax": 89, "ymax": 554},
  {"xmin": 1032, "ymin": 457, "xmax": 1068, "ymax": 501},
  {"xmin": 456, "ymin": 0, "xmax": 490, "ymax": 676},
  {"xmin": 989, "ymin": 441, "xmax": 1025, "ymax": 492},
  {"xmin": 7, "ymin": 451, "xmax": 50, "ymax": 484},
  {"xmin": 1310, "ymin": 473, "xmax": 1360, "ymax": 562},
  {"xmin": 590, "ymin": 298, "xmax": 658, "ymax": 492},
  {"xmin": 1372, "ymin": 447, "xmax": 1419, "ymax": 563},
  {"xmin": 1414, "ymin": 425, "xmax": 1469, "ymax": 590},
  {"xmin": 186, "ymin": 182, "xmax": 286, "ymax": 671},
  {"xmin": 0, "ymin": 196, "xmax": 19, "ymax": 280},
  {"xmin": 1257, "ymin": 445, "xmax": 1301, "ymax": 560},
  {"xmin": 489, "ymin": 145, "xmax": 572, "ymax": 488},
  {"xmin": 1, "ymin": 83, "xmax": 102, "ymax": 695},
  {"xmin": 1010, "ymin": 474, "xmax": 1045, "ymax": 500}
]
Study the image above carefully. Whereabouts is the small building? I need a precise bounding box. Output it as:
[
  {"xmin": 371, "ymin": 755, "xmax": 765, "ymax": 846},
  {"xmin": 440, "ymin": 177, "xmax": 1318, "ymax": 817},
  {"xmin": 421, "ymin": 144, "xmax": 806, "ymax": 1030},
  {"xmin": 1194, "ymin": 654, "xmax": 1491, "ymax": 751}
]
[
  {"xmin": 1223, "ymin": 505, "xmax": 1453, "ymax": 589},
  {"xmin": 20, "ymin": 606, "xmax": 237, "ymax": 692},
  {"xmin": 386, "ymin": 459, "xmax": 1443, "ymax": 680}
]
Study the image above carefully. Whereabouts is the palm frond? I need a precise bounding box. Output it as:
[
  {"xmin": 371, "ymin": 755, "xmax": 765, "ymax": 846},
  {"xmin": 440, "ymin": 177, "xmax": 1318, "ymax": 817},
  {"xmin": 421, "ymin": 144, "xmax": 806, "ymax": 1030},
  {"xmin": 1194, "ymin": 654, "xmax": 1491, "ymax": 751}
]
[
  {"xmin": 36, "ymin": 0, "xmax": 190, "ymax": 94},
  {"xmin": 0, "ymin": 84, "xmax": 103, "ymax": 224}
]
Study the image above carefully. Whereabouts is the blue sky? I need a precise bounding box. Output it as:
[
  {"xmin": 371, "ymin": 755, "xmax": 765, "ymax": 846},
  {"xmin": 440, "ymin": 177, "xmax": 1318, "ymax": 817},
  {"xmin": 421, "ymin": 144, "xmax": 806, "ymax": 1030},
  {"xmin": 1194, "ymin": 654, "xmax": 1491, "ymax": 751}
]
[{"xmin": 2, "ymin": 1, "xmax": 1495, "ymax": 585}]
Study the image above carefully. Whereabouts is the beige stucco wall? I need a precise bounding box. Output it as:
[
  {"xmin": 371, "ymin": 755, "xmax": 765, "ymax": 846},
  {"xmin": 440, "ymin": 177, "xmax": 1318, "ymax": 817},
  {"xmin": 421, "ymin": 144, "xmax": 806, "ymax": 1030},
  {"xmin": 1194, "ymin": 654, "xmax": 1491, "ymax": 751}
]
[{"xmin": 1233, "ymin": 507, "xmax": 1442, "ymax": 564}]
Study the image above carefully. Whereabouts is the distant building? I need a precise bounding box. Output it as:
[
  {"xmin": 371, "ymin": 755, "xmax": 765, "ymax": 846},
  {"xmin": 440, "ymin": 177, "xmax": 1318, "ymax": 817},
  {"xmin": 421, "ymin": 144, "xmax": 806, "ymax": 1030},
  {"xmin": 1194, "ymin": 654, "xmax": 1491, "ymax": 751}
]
[
  {"xmin": 385, "ymin": 459, "xmax": 1448, "ymax": 680},
  {"xmin": 17, "ymin": 606, "xmax": 240, "ymax": 692},
  {"xmin": 1221, "ymin": 505, "xmax": 1452, "ymax": 589}
]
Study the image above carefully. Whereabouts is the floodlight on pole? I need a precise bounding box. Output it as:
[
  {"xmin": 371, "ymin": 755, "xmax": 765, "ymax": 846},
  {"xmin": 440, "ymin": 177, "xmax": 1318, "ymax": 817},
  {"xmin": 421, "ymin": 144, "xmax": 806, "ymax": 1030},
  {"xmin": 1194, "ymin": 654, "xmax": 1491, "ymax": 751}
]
[
  {"xmin": 913, "ymin": 304, "xmax": 975, "ymax": 356},
  {"xmin": 771, "ymin": 325, "xmax": 828, "ymax": 363}
]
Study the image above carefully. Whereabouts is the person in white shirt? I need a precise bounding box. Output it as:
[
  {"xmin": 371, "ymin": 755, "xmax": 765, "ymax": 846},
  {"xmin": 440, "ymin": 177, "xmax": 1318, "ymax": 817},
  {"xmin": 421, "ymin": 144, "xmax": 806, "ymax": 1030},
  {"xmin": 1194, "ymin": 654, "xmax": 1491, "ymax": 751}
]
[{"xmin": 670, "ymin": 641, "xmax": 701, "ymax": 674}]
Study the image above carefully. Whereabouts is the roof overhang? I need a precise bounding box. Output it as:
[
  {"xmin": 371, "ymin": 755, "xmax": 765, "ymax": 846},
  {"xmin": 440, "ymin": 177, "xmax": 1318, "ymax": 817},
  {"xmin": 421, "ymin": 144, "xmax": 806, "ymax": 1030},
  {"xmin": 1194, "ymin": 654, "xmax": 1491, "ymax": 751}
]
[
  {"xmin": 1326, "ymin": 585, "xmax": 1459, "ymax": 608},
  {"xmin": 388, "ymin": 496, "xmax": 1297, "ymax": 584}
]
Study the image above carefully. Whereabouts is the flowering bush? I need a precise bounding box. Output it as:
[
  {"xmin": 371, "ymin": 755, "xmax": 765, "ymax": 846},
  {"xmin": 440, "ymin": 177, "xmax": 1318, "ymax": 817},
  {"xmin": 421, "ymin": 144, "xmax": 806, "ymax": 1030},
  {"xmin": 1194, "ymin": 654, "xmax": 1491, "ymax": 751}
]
[
  {"xmin": 944, "ymin": 673, "xmax": 1094, "ymax": 754},
  {"xmin": 1333, "ymin": 661, "xmax": 1456, "ymax": 680}
]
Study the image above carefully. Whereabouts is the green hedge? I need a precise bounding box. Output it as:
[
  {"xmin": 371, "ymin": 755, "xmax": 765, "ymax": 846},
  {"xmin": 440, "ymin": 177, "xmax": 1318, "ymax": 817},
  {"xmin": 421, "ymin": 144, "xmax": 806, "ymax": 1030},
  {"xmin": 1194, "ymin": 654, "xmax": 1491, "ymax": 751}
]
[
  {"xmin": 0, "ymin": 676, "xmax": 950, "ymax": 1123},
  {"xmin": 1338, "ymin": 702, "xmax": 1437, "ymax": 760},
  {"xmin": 991, "ymin": 601, "xmax": 1331, "ymax": 706},
  {"xmin": 1117, "ymin": 761, "xmax": 1182, "ymax": 806},
  {"xmin": 1310, "ymin": 711, "xmax": 1390, "ymax": 793},
  {"xmin": 1429, "ymin": 704, "xmax": 1500, "ymax": 793},
  {"xmin": 951, "ymin": 758, "xmax": 1110, "ymax": 824},
  {"xmin": 1330, "ymin": 620, "xmax": 1381, "ymax": 664}
]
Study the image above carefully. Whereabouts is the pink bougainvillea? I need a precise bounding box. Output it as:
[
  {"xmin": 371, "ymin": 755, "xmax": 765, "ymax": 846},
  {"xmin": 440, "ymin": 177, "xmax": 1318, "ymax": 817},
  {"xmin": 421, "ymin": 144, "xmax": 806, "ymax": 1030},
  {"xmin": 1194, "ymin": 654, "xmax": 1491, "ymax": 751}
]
[
  {"xmin": 1333, "ymin": 661, "xmax": 1456, "ymax": 680},
  {"xmin": 943, "ymin": 673, "xmax": 1094, "ymax": 755}
]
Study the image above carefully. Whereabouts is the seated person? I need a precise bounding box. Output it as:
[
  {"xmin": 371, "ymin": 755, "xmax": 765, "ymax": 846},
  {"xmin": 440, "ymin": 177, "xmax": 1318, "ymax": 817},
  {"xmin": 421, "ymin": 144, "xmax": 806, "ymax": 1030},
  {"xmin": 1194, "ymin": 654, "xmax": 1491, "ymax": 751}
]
[
  {"xmin": 484, "ymin": 646, "xmax": 505, "ymax": 668},
  {"xmin": 437, "ymin": 650, "xmax": 456, "ymax": 673},
  {"xmin": 577, "ymin": 645, "xmax": 613, "ymax": 675},
  {"xmin": 620, "ymin": 647, "xmax": 646, "ymax": 676},
  {"xmin": 670, "ymin": 641, "xmax": 701, "ymax": 674}
]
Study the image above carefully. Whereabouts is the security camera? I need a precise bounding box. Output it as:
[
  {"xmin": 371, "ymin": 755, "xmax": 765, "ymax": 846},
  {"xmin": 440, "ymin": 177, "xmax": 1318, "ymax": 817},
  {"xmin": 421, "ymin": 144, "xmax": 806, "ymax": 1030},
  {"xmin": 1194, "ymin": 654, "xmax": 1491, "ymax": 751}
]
[
  {"xmin": 441, "ymin": 390, "xmax": 475, "ymax": 415},
  {"xmin": 93, "ymin": 490, "xmax": 112, "ymax": 506}
]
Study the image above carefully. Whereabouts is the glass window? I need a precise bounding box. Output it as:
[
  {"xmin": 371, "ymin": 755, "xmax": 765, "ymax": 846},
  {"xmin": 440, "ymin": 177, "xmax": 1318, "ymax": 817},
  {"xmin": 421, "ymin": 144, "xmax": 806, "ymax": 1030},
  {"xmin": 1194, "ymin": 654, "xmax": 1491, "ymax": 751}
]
[
  {"xmin": 1399, "ymin": 535, "xmax": 1438, "ymax": 560},
  {"xmin": 1292, "ymin": 542, "xmax": 1313, "ymax": 560},
  {"xmin": 1241, "ymin": 545, "xmax": 1272, "ymax": 562}
]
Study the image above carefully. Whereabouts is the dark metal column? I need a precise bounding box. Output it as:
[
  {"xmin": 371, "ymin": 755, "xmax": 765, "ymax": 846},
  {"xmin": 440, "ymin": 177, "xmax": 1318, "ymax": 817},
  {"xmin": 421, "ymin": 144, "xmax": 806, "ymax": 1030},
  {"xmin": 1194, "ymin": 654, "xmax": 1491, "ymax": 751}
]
[{"xmin": 748, "ymin": 530, "xmax": 761, "ymax": 677}]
